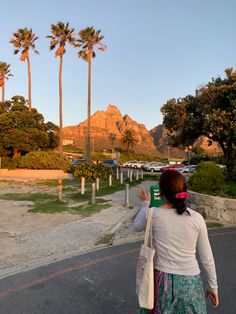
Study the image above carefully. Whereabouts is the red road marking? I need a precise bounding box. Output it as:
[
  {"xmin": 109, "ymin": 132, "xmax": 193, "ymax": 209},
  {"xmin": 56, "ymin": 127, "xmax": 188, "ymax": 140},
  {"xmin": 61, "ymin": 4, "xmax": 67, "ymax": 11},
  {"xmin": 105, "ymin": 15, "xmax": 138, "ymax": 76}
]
[
  {"xmin": 0, "ymin": 230, "xmax": 235, "ymax": 299},
  {"xmin": 0, "ymin": 247, "xmax": 138, "ymax": 299}
]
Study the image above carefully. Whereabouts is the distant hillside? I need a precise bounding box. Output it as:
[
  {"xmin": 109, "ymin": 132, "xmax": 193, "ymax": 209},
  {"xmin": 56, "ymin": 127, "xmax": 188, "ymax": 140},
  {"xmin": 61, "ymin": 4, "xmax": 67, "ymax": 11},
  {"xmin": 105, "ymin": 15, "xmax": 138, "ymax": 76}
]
[
  {"xmin": 150, "ymin": 125, "xmax": 186, "ymax": 158},
  {"xmin": 150, "ymin": 125, "xmax": 222, "ymax": 157}
]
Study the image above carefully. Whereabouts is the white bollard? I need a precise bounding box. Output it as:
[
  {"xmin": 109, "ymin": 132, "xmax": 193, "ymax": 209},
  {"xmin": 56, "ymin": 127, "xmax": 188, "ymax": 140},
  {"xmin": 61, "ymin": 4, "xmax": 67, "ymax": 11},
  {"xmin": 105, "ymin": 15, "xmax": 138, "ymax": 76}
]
[
  {"xmin": 141, "ymin": 169, "xmax": 144, "ymax": 180},
  {"xmin": 96, "ymin": 178, "xmax": 100, "ymax": 191},
  {"xmin": 116, "ymin": 167, "xmax": 119, "ymax": 180},
  {"xmin": 109, "ymin": 174, "xmax": 112, "ymax": 186},
  {"xmin": 127, "ymin": 168, "xmax": 130, "ymax": 179},
  {"xmin": 81, "ymin": 177, "xmax": 85, "ymax": 195},
  {"xmin": 91, "ymin": 183, "xmax": 96, "ymax": 204},
  {"xmin": 120, "ymin": 171, "xmax": 123, "ymax": 184},
  {"xmin": 136, "ymin": 170, "xmax": 139, "ymax": 180},
  {"xmin": 130, "ymin": 169, "xmax": 133, "ymax": 182},
  {"xmin": 125, "ymin": 183, "xmax": 130, "ymax": 208}
]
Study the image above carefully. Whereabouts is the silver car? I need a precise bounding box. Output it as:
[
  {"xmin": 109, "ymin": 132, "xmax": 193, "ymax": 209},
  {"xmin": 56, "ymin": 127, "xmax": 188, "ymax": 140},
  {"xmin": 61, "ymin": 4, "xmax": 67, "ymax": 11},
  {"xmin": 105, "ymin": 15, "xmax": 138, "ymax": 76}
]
[
  {"xmin": 178, "ymin": 165, "xmax": 197, "ymax": 173},
  {"xmin": 143, "ymin": 162, "xmax": 168, "ymax": 172}
]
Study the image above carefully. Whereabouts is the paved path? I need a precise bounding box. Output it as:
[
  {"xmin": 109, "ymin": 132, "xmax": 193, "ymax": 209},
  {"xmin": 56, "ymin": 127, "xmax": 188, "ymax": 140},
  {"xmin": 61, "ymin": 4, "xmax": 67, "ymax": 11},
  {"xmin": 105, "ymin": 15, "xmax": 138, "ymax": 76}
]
[{"xmin": 0, "ymin": 227, "xmax": 235, "ymax": 313}]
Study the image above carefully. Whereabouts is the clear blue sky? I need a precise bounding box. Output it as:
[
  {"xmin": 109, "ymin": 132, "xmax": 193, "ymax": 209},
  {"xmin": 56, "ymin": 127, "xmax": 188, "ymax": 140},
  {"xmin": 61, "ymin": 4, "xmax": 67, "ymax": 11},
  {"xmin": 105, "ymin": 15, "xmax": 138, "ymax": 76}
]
[{"xmin": 1, "ymin": 0, "xmax": 236, "ymax": 130}]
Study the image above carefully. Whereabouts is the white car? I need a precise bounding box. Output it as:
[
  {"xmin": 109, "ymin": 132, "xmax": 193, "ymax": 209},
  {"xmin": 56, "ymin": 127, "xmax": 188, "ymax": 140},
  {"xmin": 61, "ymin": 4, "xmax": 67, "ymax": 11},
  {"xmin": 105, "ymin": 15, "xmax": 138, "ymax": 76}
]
[
  {"xmin": 122, "ymin": 160, "xmax": 138, "ymax": 168},
  {"xmin": 122, "ymin": 160, "xmax": 148, "ymax": 169},
  {"xmin": 143, "ymin": 162, "xmax": 168, "ymax": 172},
  {"xmin": 130, "ymin": 161, "xmax": 148, "ymax": 169}
]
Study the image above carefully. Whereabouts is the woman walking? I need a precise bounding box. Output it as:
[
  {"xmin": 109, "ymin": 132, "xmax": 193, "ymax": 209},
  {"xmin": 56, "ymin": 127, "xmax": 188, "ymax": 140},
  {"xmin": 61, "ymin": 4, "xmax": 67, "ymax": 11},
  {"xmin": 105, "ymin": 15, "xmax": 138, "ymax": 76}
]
[{"xmin": 134, "ymin": 170, "xmax": 219, "ymax": 313}]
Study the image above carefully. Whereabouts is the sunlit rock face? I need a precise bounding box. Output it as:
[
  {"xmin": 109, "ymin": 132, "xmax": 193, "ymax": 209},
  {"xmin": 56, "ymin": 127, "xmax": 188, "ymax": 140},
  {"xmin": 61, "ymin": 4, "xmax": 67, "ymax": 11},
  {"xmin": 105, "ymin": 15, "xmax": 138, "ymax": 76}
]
[{"xmin": 62, "ymin": 104, "xmax": 158, "ymax": 154}]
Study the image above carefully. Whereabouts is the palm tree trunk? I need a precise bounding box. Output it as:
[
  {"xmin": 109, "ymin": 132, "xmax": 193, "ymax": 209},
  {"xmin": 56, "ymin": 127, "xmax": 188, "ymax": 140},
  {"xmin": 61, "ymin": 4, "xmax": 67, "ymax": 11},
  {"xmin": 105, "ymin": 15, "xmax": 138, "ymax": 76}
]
[
  {"xmin": 27, "ymin": 55, "xmax": 32, "ymax": 111},
  {"xmin": 2, "ymin": 79, "xmax": 5, "ymax": 103},
  {"xmin": 59, "ymin": 55, "xmax": 63, "ymax": 158},
  {"xmin": 86, "ymin": 59, "xmax": 91, "ymax": 160}
]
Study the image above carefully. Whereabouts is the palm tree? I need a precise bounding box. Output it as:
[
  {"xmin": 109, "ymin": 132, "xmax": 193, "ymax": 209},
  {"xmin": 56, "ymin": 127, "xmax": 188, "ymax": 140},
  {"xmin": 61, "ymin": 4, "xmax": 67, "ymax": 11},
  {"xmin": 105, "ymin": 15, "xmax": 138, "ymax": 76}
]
[
  {"xmin": 47, "ymin": 21, "xmax": 76, "ymax": 157},
  {"xmin": 109, "ymin": 133, "xmax": 116, "ymax": 153},
  {"xmin": 0, "ymin": 62, "xmax": 13, "ymax": 102},
  {"xmin": 121, "ymin": 129, "xmax": 138, "ymax": 157},
  {"xmin": 76, "ymin": 26, "xmax": 107, "ymax": 160},
  {"xmin": 10, "ymin": 28, "xmax": 38, "ymax": 111}
]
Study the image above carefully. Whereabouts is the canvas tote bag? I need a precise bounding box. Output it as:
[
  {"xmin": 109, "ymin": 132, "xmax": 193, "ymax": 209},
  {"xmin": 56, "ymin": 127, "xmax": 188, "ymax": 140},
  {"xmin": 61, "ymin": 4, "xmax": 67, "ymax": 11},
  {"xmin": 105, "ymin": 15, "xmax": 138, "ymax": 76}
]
[{"xmin": 136, "ymin": 207, "xmax": 155, "ymax": 310}]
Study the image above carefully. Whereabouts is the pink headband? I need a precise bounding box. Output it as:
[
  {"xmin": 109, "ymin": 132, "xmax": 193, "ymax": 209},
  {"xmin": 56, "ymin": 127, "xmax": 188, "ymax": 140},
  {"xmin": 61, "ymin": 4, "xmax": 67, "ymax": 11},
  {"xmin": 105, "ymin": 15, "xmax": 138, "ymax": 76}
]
[{"xmin": 175, "ymin": 192, "xmax": 189, "ymax": 199}]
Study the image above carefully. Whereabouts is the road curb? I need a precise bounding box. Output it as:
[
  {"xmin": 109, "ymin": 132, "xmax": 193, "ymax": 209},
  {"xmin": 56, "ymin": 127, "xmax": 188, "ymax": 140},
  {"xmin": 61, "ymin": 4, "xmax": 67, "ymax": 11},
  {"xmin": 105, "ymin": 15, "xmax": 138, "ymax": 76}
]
[
  {"xmin": 93, "ymin": 205, "xmax": 140, "ymax": 248},
  {"xmin": 110, "ymin": 207, "xmax": 139, "ymax": 235}
]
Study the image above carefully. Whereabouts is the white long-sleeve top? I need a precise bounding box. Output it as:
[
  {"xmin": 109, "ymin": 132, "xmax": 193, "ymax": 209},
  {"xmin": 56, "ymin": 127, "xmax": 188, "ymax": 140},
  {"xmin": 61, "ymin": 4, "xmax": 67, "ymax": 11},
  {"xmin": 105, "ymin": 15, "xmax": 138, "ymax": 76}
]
[{"xmin": 134, "ymin": 201, "xmax": 218, "ymax": 293}]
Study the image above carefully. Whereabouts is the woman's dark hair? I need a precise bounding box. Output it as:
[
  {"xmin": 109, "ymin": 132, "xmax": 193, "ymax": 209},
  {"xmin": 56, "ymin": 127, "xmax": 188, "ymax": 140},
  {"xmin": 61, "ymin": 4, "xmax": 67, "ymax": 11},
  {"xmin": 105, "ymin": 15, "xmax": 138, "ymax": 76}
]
[{"xmin": 159, "ymin": 170, "xmax": 189, "ymax": 215}]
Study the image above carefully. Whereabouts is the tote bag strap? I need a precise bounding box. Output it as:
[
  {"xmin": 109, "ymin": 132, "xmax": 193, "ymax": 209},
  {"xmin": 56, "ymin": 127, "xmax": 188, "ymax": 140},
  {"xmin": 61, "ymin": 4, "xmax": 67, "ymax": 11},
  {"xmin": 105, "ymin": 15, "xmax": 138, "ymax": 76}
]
[{"xmin": 144, "ymin": 207, "xmax": 154, "ymax": 248}]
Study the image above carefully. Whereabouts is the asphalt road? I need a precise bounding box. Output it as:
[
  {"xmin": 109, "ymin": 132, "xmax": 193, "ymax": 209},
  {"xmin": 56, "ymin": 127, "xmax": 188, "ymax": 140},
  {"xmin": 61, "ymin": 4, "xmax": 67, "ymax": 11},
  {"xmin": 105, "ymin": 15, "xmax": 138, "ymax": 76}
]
[{"xmin": 0, "ymin": 227, "xmax": 236, "ymax": 314}]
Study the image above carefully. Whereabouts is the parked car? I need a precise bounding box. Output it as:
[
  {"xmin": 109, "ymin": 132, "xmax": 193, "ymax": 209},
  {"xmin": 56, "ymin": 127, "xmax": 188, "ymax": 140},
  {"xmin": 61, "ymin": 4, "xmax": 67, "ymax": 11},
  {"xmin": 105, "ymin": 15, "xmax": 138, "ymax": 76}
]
[
  {"xmin": 143, "ymin": 162, "xmax": 168, "ymax": 172},
  {"xmin": 102, "ymin": 159, "xmax": 120, "ymax": 169},
  {"xmin": 178, "ymin": 165, "xmax": 197, "ymax": 173},
  {"xmin": 160, "ymin": 164, "xmax": 185, "ymax": 172},
  {"xmin": 130, "ymin": 161, "xmax": 148, "ymax": 169},
  {"xmin": 122, "ymin": 160, "xmax": 138, "ymax": 168},
  {"xmin": 72, "ymin": 158, "xmax": 92, "ymax": 167}
]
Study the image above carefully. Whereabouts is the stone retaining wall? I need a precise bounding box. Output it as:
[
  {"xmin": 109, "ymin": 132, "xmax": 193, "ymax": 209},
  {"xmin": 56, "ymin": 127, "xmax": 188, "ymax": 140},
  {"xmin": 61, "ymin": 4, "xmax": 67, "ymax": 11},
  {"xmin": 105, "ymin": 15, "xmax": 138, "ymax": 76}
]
[
  {"xmin": 0, "ymin": 169, "xmax": 68, "ymax": 179},
  {"xmin": 188, "ymin": 191, "xmax": 236, "ymax": 224}
]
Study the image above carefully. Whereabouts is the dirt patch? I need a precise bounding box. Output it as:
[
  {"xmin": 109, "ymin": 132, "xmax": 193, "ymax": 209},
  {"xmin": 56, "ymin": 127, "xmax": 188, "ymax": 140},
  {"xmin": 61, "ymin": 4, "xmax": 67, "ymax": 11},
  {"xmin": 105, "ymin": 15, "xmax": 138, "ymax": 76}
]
[{"xmin": 0, "ymin": 181, "xmax": 86, "ymax": 273}]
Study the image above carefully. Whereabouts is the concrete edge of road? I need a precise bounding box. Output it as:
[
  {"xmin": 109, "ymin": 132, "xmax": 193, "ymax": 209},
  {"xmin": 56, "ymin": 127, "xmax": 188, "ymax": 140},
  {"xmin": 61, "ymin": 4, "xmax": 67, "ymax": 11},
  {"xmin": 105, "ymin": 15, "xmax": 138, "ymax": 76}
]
[
  {"xmin": 109, "ymin": 206, "xmax": 139, "ymax": 235},
  {"xmin": 92, "ymin": 204, "xmax": 140, "ymax": 248}
]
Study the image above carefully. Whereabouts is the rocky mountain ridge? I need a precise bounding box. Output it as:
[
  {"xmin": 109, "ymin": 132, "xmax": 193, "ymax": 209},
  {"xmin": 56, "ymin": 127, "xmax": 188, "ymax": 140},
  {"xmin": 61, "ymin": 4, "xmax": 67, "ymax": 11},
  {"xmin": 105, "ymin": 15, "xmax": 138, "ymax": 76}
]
[
  {"xmin": 63, "ymin": 104, "xmax": 157, "ymax": 154},
  {"xmin": 63, "ymin": 104, "xmax": 222, "ymax": 157}
]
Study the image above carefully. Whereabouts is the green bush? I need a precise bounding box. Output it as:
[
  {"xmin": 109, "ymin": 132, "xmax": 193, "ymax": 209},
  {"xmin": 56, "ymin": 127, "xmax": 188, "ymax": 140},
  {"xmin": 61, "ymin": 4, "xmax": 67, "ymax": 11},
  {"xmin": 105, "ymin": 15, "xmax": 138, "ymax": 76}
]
[
  {"xmin": 18, "ymin": 151, "xmax": 72, "ymax": 172},
  {"xmin": 188, "ymin": 161, "xmax": 225, "ymax": 194},
  {"xmin": 1, "ymin": 156, "xmax": 21, "ymax": 169},
  {"xmin": 74, "ymin": 163, "xmax": 112, "ymax": 180}
]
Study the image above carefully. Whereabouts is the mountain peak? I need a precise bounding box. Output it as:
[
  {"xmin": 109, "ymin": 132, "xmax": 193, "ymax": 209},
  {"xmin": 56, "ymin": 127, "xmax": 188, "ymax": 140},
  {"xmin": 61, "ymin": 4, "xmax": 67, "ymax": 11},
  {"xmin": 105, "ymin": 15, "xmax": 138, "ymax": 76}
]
[
  {"xmin": 107, "ymin": 104, "xmax": 121, "ymax": 115},
  {"xmin": 63, "ymin": 104, "xmax": 157, "ymax": 154}
]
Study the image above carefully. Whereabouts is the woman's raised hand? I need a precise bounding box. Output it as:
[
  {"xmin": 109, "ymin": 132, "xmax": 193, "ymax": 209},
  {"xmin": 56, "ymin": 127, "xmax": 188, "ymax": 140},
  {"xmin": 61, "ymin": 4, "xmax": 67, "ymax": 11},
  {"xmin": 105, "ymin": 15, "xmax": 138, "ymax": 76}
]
[{"xmin": 139, "ymin": 186, "xmax": 150, "ymax": 202}]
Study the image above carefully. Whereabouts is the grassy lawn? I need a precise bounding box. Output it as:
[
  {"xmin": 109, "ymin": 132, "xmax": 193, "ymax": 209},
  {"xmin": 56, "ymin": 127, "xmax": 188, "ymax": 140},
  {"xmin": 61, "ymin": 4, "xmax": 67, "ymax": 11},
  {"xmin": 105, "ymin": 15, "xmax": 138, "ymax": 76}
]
[
  {"xmin": 29, "ymin": 199, "xmax": 68, "ymax": 213},
  {"xmin": 0, "ymin": 177, "xmax": 142, "ymax": 214},
  {"xmin": 70, "ymin": 203, "xmax": 111, "ymax": 216},
  {"xmin": 0, "ymin": 192, "xmax": 56, "ymax": 202}
]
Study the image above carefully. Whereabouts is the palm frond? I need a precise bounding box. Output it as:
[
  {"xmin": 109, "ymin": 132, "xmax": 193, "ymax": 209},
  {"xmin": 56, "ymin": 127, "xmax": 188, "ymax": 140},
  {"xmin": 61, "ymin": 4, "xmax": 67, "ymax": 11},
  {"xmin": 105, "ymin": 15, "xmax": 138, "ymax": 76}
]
[
  {"xmin": 76, "ymin": 26, "xmax": 106, "ymax": 61},
  {"xmin": 10, "ymin": 27, "xmax": 39, "ymax": 55},
  {"xmin": 47, "ymin": 21, "xmax": 75, "ymax": 56}
]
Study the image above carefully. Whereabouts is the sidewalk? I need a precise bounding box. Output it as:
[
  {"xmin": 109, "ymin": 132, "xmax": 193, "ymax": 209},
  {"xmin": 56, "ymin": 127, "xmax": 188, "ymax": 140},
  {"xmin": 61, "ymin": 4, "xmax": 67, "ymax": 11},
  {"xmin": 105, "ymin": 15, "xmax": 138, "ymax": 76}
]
[{"xmin": 0, "ymin": 180, "xmax": 155, "ymax": 280}]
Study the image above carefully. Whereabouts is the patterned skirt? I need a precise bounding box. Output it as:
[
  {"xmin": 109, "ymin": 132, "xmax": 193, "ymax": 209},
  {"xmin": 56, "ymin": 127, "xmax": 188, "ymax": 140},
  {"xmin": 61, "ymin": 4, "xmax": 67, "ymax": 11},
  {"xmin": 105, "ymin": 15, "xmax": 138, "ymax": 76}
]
[{"xmin": 139, "ymin": 269, "xmax": 207, "ymax": 314}]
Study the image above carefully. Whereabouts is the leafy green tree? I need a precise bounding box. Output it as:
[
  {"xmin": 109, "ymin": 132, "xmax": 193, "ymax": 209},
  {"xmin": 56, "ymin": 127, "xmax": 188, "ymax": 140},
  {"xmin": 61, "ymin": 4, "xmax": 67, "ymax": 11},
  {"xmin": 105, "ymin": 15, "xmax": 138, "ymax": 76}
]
[
  {"xmin": 0, "ymin": 62, "xmax": 13, "ymax": 102},
  {"xmin": 121, "ymin": 129, "xmax": 137, "ymax": 157},
  {"xmin": 76, "ymin": 26, "xmax": 107, "ymax": 160},
  {"xmin": 161, "ymin": 68, "xmax": 236, "ymax": 179},
  {"xmin": 47, "ymin": 21, "xmax": 76, "ymax": 158},
  {"xmin": 0, "ymin": 96, "xmax": 59, "ymax": 158},
  {"xmin": 10, "ymin": 28, "xmax": 39, "ymax": 111}
]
